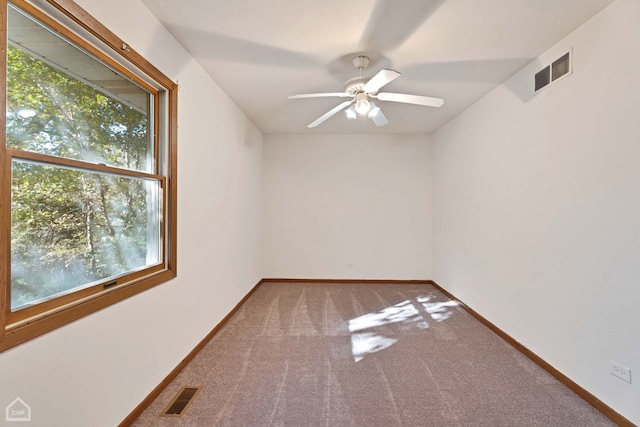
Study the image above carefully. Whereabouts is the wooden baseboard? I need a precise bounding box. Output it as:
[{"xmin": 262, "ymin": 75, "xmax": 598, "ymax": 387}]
[
  {"xmin": 118, "ymin": 279, "xmax": 263, "ymax": 427},
  {"xmin": 427, "ymin": 280, "xmax": 634, "ymax": 427},
  {"xmin": 261, "ymin": 278, "xmax": 431, "ymax": 284}
]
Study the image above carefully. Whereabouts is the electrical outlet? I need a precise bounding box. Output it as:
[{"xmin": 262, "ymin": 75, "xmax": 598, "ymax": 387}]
[{"xmin": 609, "ymin": 361, "xmax": 632, "ymax": 384}]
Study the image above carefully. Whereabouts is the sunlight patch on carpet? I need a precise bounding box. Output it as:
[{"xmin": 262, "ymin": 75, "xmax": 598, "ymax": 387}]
[{"xmin": 348, "ymin": 296, "xmax": 458, "ymax": 361}]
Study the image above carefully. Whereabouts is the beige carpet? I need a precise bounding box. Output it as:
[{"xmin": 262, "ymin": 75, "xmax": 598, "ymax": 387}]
[{"xmin": 131, "ymin": 281, "xmax": 614, "ymax": 426}]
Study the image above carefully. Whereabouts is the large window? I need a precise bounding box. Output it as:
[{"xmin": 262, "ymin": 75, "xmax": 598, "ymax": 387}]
[{"xmin": 1, "ymin": 0, "xmax": 177, "ymax": 351}]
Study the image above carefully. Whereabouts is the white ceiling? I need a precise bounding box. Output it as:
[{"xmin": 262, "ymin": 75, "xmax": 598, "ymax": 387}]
[{"xmin": 140, "ymin": 0, "xmax": 616, "ymax": 135}]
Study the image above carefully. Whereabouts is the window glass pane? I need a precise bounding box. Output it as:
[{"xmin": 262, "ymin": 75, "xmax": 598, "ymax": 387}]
[
  {"xmin": 10, "ymin": 159, "xmax": 161, "ymax": 310},
  {"xmin": 6, "ymin": 6, "xmax": 153, "ymax": 172}
]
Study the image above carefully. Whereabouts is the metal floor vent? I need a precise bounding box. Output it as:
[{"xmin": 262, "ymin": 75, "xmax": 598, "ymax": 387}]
[{"xmin": 160, "ymin": 386, "xmax": 202, "ymax": 417}]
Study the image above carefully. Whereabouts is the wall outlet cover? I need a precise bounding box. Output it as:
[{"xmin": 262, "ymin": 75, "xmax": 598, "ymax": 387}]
[{"xmin": 609, "ymin": 360, "xmax": 632, "ymax": 384}]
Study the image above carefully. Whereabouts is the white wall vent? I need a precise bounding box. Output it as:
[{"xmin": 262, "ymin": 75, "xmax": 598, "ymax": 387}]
[
  {"xmin": 535, "ymin": 49, "xmax": 572, "ymax": 93},
  {"xmin": 535, "ymin": 66, "xmax": 551, "ymax": 91}
]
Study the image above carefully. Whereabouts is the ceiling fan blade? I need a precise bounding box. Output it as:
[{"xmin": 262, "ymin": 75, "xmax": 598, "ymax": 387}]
[
  {"xmin": 369, "ymin": 107, "xmax": 389, "ymax": 127},
  {"xmin": 363, "ymin": 69, "xmax": 401, "ymax": 93},
  {"xmin": 376, "ymin": 92, "xmax": 444, "ymax": 107},
  {"xmin": 308, "ymin": 100, "xmax": 354, "ymax": 128},
  {"xmin": 288, "ymin": 92, "xmax": 350, "ymax": 99},
  {"xmin": 361, "ymin": 0, "xmax": 445, "ymax": 51}
]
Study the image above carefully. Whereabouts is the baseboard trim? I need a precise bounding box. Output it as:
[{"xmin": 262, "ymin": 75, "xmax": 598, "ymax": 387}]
[
  {"xmin": 261, "ymin": 278, "xmax": 431, "ymax": 284},
  {"xmin": 427, "ymin": 280, "xmax": 634, "ymax": 427},
  {"xmin": 118, "ymin": 279, "xmax": 263, "ymax": 427},
  {"xmin": 121, "ymin": 277, "xmax": 633, "ymax": 427}
]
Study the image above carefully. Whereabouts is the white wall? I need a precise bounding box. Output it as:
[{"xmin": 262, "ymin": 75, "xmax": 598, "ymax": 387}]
[
  {"xmin": 0, "ymin": 0, "xmax": 263, "ymax": 426},
  {"xmin": 262, "ymin": 134, "xmax": 432, "ymax": 280},
  {"xmin": 432, "ymin": 0, "xmax": 640, "ymax": 423}
]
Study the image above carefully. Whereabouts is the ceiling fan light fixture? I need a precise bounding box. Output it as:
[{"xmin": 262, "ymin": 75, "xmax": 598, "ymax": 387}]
[
  {"xmin": 355, "ymin": 93, "xmax": 371, "ymax": 115},
  {"xmin": 368, "ymin": 102, "xmax": 380, "ymax": 118},
  {"xmin": 345, "ymin": 105, "xmax": 357, "ymax": 119}
]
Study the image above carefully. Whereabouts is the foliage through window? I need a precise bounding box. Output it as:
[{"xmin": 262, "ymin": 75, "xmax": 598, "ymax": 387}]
[{"xmin": 1, "ymin": 0, "xmax": 177, "ymax": 351}]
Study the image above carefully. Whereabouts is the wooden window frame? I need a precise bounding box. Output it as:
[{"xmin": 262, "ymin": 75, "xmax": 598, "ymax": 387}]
[{"xmin": 0, "ymin": 0, "xmax": 178, "ymax": 352}]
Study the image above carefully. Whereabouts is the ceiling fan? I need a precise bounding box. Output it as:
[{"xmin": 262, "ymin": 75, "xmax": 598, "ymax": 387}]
[{"xmin": 288, "ymin": 55, "xmax": 444, "ymax": 128}]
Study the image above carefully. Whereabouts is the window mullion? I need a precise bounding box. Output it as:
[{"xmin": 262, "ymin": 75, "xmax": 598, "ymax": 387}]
[{"xmin": 7, "ymin": 148, "xmax": 164, "ymax": 182}]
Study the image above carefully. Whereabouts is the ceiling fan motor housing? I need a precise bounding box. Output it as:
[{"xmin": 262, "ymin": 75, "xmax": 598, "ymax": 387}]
[{"xmin": 344, "ymin": 77, "xmax": 369, "ymax": 95}]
